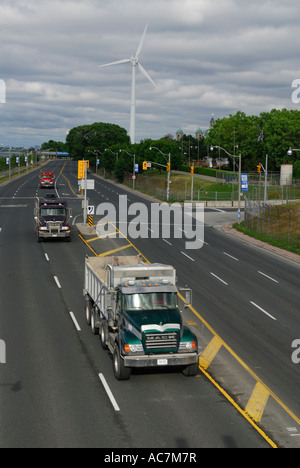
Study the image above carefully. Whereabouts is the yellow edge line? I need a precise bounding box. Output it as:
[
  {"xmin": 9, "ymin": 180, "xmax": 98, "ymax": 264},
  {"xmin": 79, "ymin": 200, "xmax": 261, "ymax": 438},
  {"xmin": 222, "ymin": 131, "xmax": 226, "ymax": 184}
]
[
  {"xmin": 199, "ymin": 366, "xmax": 278, "ymax": 448},
  {"xmin": 185, "ymin": 301, "xmax": 300, "ymax": 427},
  {"xmin": 110, "ymin": 222, "xmax": 150, "ymax": 264},
  {"xmin": 98, "ymin": 244, "xmax": 131, "ymax": 257},
  {"xmin": 78, "ymin": 234, "xmax": 99, "ymax": 257},
  {"xmin": 60, "ymin": 163, "xmax": 78, "ymax": 197}
]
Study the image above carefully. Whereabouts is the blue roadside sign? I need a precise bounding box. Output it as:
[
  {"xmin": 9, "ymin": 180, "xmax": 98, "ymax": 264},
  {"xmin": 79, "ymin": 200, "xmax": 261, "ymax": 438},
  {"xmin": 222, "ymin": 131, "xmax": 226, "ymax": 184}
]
[{"xmin": 241, "ymin": 173, "xmax": 248, "ymax": 192}]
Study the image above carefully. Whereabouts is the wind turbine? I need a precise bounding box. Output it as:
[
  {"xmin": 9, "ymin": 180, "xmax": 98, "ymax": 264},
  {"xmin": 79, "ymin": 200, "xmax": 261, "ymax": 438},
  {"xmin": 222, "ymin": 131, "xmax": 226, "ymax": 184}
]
[{"xmin": 99, "ymin": 23, "xmax": 156, "ymax": 144}]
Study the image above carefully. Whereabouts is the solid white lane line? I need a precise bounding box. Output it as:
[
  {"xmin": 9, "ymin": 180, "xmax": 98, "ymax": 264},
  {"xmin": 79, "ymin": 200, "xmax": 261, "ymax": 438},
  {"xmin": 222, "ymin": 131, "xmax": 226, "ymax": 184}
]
[
  {"xmin": 223, "ymin": 252, "xmax": 239, "ymax": 262},
  {"xmin": 250, "ymin": 301, "xmax": 277, "ymax": 321},
  {"xmin": 210, "ymin": 272, "xmax": 228, "ymax": 286},
  {"xmin": 54, "ymin": 276, "xmax": 62, "ymax": 289},
  {"xmin": 99, "ymin": 373, "xmax": 120, "ymax": 412},
  {"xmin": 258, "ymin": 271, "xmax": 279, "ymax": 283},
  {"xmin": 70, "ymin": 312, "xmax": 81, "ymax": 331},
  {"xmin": 45, "ymin": 253, "xmax": 50, "ymax": 262}
]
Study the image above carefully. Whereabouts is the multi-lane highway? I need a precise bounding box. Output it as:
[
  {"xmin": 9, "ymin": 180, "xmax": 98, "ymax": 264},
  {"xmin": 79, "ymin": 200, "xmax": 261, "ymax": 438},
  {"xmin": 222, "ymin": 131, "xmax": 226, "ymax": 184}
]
[{"xmin": 0, "ymin": 159, "xmax": 299, "ymax": 448}]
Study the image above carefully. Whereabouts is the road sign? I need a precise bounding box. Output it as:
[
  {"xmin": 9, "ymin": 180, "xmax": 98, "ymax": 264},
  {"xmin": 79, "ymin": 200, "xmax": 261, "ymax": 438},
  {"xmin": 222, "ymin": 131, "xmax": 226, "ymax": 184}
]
[
  {"xmin": 78, "ymin": 160, "xmax": 89, "ymax": 179},
  {"xmin": 87, "ymin": 206, "xmax": 95, "ymax": 215},
  {"xmin": 80, "ymin": 179, "xmax": 95, "ymax": 190},
  {"xmin": 241, "ymin": 174, "xmax": 249, "ymax": 192}
]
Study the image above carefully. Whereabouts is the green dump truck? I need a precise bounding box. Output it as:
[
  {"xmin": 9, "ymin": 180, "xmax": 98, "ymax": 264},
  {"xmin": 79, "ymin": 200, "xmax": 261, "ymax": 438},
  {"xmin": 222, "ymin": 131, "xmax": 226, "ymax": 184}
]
[{"xmin": 84, "ymin": 255, "xmax": 199, "ymax": 380}]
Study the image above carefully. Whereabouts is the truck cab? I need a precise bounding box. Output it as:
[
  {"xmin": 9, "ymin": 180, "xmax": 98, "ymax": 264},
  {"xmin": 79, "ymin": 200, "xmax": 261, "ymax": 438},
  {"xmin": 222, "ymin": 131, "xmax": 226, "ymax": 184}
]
[
  {"xmin": 34, "ymin": 197, "xmax": 72, "ymax": 242},
  {"xmin": 84, "ymin": 257, "xmax": 199, "ymax": 380},
  {"xmin": 40, "ymin": 171, "xmax": 55, "ymax": 189}
]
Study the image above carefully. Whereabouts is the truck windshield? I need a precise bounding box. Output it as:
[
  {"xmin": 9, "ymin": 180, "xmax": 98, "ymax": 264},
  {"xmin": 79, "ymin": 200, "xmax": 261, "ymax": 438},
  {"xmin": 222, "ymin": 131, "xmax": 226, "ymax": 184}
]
[
  {"xmin": 124, "ymin": 292, "xmax": 178, "ymax": 311},
  {"xmin": 41, "ymin": 208, "xmax": 66, "ymax": 217}
]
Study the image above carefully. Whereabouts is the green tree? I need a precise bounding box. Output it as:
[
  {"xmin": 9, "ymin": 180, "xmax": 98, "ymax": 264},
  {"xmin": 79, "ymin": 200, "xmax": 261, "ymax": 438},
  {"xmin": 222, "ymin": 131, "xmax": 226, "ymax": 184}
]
[
  {"xmin": 66, "ymin": 122, "xmax": 130, "ymax": 160},
  {"xmin": 41, "ymin": 140, "xmax": 68, "ymax": 152},
  {"xmin": 206, "ymin": 109, "xmax": 300, "ymax": 172},
  {"xmin": 260, "ymin": 109, "xmax": 300, "ymax": 169}
]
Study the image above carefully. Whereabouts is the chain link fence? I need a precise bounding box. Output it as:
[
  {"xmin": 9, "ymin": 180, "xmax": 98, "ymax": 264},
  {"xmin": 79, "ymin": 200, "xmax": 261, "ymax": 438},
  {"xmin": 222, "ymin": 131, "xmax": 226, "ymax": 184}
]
[{"xmin": 244, "ymin": 196, "xmax": 300, "ymax": 249}]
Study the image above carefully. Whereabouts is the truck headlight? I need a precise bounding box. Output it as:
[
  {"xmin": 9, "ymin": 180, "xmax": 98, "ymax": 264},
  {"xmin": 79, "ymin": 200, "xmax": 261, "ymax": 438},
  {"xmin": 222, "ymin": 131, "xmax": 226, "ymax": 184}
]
[
  {"xmin": 61, "ymin": 226, "xmax": 70, "ymax": 231},
  {"xmin": 124, "ymin": 344, "xmax": 144, "ymax": 353},
  {"xmin": 179, "ymin": 341, "xmax": 197, "ymax": 352}
]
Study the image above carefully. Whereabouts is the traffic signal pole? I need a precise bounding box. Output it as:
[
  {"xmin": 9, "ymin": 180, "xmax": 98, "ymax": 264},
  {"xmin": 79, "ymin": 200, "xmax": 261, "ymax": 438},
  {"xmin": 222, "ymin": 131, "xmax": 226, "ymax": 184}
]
[{"xmin": 191, "ymin": 164, "xmax": 194, "ymax": 201}]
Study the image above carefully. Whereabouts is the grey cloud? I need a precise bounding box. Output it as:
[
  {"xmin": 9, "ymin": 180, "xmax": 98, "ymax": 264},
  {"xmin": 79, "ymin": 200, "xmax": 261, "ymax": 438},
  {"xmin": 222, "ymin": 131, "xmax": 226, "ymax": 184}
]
[{"xmin": 0, "ymin": 0, "xmax": 299, "ymax": 146}]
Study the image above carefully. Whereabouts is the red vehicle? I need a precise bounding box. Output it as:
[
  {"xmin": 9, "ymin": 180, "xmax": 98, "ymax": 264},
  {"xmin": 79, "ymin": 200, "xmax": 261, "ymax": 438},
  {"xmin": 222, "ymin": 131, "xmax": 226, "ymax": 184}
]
[{"xmin": 40, "ymin": 171, "xmax": 55, "ymax": 189}]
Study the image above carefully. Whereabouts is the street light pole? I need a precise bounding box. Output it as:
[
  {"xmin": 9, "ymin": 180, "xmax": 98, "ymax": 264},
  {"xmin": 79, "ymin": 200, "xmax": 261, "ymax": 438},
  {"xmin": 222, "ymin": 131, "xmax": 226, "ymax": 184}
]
[
  {"xmin": 287, "ymin": 147, "xmax": 300, "ymax": 156},
  {"xmin": 119, "ymin": 149, "xmax": 136, "ymax": 190},
  {"xmin": 150, "ymin": 147, "xmax": 171, "ymax": 202},
  {"xmin": 211, "ymin": 146, "xmax": 242, "ymax": 220}
]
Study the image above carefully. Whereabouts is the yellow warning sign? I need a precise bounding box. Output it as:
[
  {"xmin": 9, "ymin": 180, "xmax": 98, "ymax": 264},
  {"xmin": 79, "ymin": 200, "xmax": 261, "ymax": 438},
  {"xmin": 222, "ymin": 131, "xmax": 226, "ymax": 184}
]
[{"xmin": 78, "ymin": 160, "xmax": 89, "ymax": 179}]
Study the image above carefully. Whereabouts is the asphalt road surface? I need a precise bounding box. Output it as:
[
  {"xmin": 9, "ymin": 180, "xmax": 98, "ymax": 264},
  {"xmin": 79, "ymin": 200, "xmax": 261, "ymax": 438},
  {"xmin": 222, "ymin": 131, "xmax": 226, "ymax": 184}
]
[{"xmin": 0, "ymin": 159, "xmax": 299, "ymax": 448}]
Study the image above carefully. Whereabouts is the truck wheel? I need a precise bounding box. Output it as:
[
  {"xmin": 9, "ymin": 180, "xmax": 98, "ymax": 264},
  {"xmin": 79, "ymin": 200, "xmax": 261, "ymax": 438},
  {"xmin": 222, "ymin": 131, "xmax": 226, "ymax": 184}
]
[
  {"xmin": 91, "ymin": 308, "xmax": 99, "ymax": 335},
  {"xmin": 182, "ymin": 363, "xmax": 199, "ymax": 377},
  {"xmin": 113, "ymin": 345, "xmax": 131, "ymax": 381},
  {"xmin": 100, "ymin": 320, "xmax": 108, "ymax": 350},
  {"xmin": 85, "ymin": 296, "xmax": 92, "ymax": 326}
]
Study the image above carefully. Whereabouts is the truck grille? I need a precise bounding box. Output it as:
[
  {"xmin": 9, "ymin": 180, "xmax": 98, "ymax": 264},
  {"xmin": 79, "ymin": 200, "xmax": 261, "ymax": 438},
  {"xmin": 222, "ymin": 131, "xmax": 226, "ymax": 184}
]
[
  {"xmin": 47, "ymin": 221, "xmax": 62, "ymax": 234},
  {"xmin": 144, "ymin": 331, "xmax": 179, "ymax": 352}
]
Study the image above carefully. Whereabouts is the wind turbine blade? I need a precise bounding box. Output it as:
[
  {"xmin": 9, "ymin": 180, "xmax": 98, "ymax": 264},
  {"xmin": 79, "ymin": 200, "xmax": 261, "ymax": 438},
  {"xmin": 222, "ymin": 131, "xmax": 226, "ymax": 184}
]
[
  {"xmin": 136, "ymin": 22, "xmax": 148, "ymax": 58},
  {"xmin": 99, "ymin": 59, "xmax": 131, "ymax": 68},
  {"xmin": 138, "ymin": 63, "xmax": 157, "ymax": 88}
]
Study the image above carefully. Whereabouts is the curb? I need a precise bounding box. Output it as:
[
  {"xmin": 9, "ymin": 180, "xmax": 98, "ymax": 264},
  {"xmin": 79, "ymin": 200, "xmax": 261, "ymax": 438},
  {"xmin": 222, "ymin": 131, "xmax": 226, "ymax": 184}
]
[{"xmin": 222, "ymin": 223, "xmax": 300, "ymax": 265}]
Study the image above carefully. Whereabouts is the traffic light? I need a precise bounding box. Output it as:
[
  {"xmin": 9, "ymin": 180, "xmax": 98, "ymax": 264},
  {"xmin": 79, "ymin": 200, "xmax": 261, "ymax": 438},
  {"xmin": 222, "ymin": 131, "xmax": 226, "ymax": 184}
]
[
  {"xmin": 143, "ymin": 161, "xmax": 148, "ymax": 171},
  {"xmin": 191, "ymin": 166, "xmax": 194, "ymax": 175},
  {"xmin": 167, "ymin": 162, "xmax": 171, "ymax": 172},
  {"xmin": 257, "ymin": 164, "xmax": 261, "ymax": 174}
]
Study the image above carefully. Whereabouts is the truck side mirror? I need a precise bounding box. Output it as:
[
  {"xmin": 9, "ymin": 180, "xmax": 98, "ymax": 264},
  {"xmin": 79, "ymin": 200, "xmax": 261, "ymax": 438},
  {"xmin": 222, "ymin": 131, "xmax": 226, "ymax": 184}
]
[{"xmin": 179, "ymin": 288, "xmax": 192, "ymax": 308}]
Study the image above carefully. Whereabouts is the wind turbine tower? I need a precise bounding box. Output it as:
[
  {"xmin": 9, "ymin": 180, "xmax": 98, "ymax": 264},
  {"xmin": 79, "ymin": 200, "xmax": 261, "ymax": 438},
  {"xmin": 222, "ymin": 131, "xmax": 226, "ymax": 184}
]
[{"xmin": 99, "ymin": 23, "xmax": 156, "ymax": 144}]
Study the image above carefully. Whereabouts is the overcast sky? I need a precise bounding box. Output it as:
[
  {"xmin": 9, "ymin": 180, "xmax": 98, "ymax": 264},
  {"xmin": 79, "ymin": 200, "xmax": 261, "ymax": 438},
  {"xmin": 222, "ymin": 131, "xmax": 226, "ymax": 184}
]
[{"xmin": 0, "ymin": 0, "xmax": 299, "ymax": 147}]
